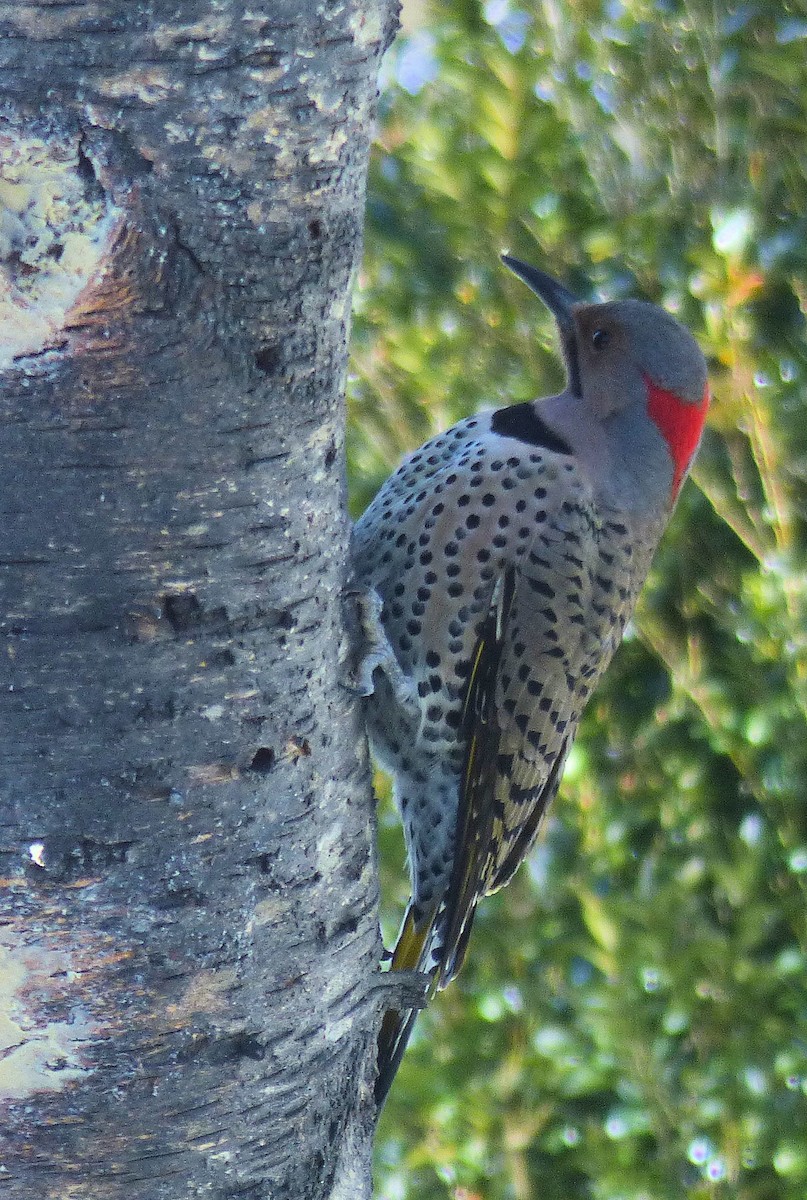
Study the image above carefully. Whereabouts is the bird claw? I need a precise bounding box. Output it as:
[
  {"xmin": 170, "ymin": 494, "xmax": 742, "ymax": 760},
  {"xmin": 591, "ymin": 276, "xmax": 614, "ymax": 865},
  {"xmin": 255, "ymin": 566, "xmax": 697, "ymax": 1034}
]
[
  {"xmin": 373, "ymin": 967, "xmax": 432, "ymax": 1009},
  {"xmin": 341, "ymin": 586, "xmax": 420, "ymax": 714},
  {"xmin": 341, "ymin": 586, "xmax": 386, "ymax": 696}
]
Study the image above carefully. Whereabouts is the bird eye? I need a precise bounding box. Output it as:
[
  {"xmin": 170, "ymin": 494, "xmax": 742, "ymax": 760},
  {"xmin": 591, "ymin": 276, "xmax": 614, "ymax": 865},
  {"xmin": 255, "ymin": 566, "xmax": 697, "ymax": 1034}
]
[{"xmin": 591, "ymin": 328, "xmax": 610, "ymax": 351}]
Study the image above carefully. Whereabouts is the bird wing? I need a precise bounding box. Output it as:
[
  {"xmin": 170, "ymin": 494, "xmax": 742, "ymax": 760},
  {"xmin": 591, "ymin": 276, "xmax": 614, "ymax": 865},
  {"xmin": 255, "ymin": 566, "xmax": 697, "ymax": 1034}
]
[{"xmin": 439, "ymin": 563, "xmax": 572, "ymax": 984}]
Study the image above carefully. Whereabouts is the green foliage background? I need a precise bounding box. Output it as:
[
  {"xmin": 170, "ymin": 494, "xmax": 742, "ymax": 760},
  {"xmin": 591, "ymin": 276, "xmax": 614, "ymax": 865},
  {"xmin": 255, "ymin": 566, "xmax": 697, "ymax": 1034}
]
[{"xmin": 348, "ymin": 2, "xmax": 807, "ymax": 1195}]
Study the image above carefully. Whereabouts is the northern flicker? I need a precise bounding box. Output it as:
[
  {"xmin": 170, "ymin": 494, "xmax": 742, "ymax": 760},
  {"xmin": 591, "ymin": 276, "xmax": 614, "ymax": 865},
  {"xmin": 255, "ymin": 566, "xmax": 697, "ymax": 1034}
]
[{"xmin": 352, "ymin": 253, "xmax": 710, "ymax": 1105}]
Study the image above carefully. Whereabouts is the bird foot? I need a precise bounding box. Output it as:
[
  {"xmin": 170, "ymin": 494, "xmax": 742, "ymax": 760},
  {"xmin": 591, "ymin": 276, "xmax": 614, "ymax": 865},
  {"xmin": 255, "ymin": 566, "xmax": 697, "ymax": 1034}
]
[
  {"xmin": 342, "ymin": 586, "xmax": 386, "ymax": 696},
  {"xmin": 341, "ymin": 586, "xmax": 420, "ymax": 715},
  {"xmin": 373, "ymin": 966, "xmax": 432, "ymax": 1009}
]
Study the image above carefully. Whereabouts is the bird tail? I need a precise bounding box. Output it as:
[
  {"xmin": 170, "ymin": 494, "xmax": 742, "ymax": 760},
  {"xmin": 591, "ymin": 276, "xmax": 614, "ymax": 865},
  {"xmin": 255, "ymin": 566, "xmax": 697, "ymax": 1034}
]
[{"xmin": 375, "ymin": 902, "xmax": 442, "ymax": 1108}]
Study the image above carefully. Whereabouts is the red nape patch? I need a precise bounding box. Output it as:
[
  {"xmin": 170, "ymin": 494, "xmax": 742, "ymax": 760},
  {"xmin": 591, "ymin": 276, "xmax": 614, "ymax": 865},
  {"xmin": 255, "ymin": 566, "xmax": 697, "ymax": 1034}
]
[{"xmin": 644, "ymin": 374, "xmax": 710, "ymax": 498}]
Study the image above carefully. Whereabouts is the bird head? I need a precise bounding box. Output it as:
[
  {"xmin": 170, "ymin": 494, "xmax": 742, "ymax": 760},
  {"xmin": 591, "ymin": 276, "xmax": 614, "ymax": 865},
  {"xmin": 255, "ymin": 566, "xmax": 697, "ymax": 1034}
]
[{"xmin": 502, "ymin": 254, "xmax": 710, "ymax": 509}]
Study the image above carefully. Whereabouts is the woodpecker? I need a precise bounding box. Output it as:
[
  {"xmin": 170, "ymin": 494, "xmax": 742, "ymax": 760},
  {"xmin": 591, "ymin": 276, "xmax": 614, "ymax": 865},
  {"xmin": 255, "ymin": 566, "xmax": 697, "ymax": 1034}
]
[{"xmin": 352, "ymin": 253, "xmax": 710, "ymax": 1105}]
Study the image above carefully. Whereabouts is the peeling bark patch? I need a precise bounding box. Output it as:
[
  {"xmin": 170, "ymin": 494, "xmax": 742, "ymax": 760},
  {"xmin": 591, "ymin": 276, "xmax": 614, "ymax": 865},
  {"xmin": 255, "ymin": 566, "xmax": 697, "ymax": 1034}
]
[
  {"xmin": 253, "ymin": 895, "xmax": 292, "ymax": 925},
  {"xmin": 285, "ymin": 736, "xmax": 311, "ymax": 763},
  {"xmin": 348, "ymin": 4, "xmax": 384, "ymax": 49},
  {"xmin": 170, "ymin": 968, "xmax": 238, "ymax": 1019},
  {"xmin": 0, "ymin": 4, "xmax": 107, "ymax": 37},
  {"xmin": 187, "ymin": 762, "xmax": 241, "ymax": 785},
  {"xmin": 0, "ymin": 939, "xmax": 99, "ymax": 1101},
  {"xmin": 0, "ymin": 132, "xmax": 118, "ymax": 368},
  {"xmin": 96, "ymin": 66, "xmax": 182, "ymax": 103}
]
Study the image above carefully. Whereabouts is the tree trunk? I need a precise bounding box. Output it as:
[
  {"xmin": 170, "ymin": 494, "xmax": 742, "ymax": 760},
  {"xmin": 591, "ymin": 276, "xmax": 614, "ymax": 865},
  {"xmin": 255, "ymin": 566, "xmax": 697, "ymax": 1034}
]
[{"xmin": 0, "ymin": 3, "xmax": 394, "ymax": 1197}]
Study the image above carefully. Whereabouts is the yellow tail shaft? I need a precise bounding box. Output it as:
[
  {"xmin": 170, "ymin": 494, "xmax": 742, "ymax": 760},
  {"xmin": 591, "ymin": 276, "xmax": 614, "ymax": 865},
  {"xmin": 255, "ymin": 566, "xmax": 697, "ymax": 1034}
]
[{"xmin": 375, "ymin": 904, "xmax": 441, "ymax": 1106}]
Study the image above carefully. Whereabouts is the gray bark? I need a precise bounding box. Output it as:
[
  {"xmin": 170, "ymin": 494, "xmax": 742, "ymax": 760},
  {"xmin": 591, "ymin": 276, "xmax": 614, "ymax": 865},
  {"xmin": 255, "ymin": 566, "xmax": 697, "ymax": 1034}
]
[{"xmin": 0, "ymin": 3, "xmax": 396, "ymax": 1197}]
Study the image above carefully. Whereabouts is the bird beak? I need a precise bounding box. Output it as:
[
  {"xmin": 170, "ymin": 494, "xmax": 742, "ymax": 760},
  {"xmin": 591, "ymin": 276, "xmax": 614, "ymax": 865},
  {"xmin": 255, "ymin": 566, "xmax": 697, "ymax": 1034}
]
[
  {"xmin": 501, "ymin": 255, "xmax": 582, "ymax": 396},
  {"xmin": 500, "ymin": 255, "xmax": 578, "ymax": 334}
]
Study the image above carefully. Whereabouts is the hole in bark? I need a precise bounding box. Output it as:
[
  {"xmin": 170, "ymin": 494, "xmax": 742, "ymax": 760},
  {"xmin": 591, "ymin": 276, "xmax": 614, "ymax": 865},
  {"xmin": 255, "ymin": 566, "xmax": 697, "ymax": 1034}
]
[
  {"xmin": 76, "ymin": 136, "xmax": 105, "ymax": 202},
  {"xmin": 333, "ymin": 914, "xmax": 359, "ymax": 938},
  {"xmin": 208, "ymin": 648, "xmax": 235, "ymax": 668},
  {"xmin": 154, "ymin": 884, "xmax": 206, "ymax": 910},
  {"xmin": 208, "ymin": 1031, "xmax": 266, "ymax": 1063},
  {"xmin": 254, "ymin": 343, "xmax": 282, "ymax": 374},
  {"xmin": 256, "ymin": 852, "xmax": 275, "ymax": 874},
  {"xmin": 162, "ymin": 592, "xmax": 202, "ymax": 631},
  {"xmin": 343, "ymin": 846, "xmax": 366, "ymax": 883},
  {"xmin": 249, "ymin": 747, "xmax": 276, "ymax": 774},
  {"xmin": 134, "ymin": 693, "xmax": 176, "ymax": 723},
  {"xmin": 308, "ymin": 218, "xmax": 322, "ymax": 239},
  {"xmin": 324, "ymin": 442, "xmax": 337, "ymax": 468}
]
